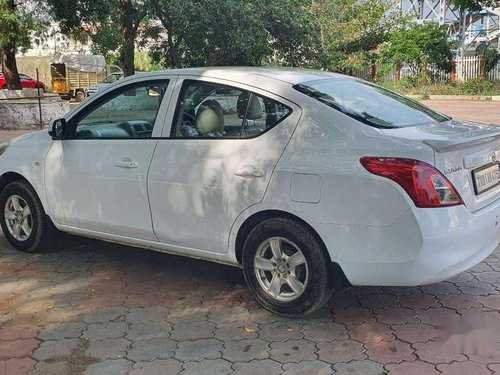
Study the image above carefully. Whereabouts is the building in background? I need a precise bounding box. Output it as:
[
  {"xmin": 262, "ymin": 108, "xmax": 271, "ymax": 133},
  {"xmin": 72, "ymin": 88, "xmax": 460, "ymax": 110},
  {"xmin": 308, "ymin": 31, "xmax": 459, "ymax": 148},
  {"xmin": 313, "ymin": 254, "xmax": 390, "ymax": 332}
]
[
  {"xmin": 400, "ymin": 0, "xmax": 500, "ymax": 54},
  {"xmin": 21, "ymin": 22, "xmax": 92, "ymax": 57}
]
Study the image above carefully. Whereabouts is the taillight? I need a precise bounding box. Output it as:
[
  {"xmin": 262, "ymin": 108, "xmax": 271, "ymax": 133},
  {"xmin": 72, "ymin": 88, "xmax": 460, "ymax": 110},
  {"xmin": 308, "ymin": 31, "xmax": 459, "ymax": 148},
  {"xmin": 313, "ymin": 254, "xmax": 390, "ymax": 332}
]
[{"xmin": 360, "ymin": 157, "xmax": 463, "ymax": 208}]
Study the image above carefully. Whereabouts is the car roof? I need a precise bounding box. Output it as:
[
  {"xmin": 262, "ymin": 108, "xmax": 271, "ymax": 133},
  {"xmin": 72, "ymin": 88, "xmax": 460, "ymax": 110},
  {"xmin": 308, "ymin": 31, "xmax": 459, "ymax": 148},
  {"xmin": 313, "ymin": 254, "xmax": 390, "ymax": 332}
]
[{"xmin": 135, "ymin": 67, "xmax": 350, "ymax": 86}]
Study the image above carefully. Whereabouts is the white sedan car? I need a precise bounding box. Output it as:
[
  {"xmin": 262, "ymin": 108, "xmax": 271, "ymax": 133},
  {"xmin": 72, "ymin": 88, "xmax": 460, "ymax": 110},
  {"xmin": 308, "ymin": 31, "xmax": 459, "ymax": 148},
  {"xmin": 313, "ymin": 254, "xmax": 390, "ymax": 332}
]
[{"xmin": 0, "ymin": 68, "xmax": 499, "ymax": 316}]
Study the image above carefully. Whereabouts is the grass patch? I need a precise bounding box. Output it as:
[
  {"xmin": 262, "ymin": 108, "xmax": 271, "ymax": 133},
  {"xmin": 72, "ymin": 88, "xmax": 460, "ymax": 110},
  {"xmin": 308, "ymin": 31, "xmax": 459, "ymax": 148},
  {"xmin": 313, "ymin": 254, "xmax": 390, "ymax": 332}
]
[{"xmin": 378, "ymin": 77, "xmax": 500, "ymax": 96}]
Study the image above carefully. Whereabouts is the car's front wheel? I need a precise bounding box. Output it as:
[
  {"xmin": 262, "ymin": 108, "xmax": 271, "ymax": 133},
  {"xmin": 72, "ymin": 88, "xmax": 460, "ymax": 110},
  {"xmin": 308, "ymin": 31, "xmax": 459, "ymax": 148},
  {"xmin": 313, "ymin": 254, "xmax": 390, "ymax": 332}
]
[
  {"xmin": 0, "ymin": 180, "xmax": 57, "ymax": 252},
  {"xmin": 242, "ymin": 218, "xmax": 333, "ymax": 317}
]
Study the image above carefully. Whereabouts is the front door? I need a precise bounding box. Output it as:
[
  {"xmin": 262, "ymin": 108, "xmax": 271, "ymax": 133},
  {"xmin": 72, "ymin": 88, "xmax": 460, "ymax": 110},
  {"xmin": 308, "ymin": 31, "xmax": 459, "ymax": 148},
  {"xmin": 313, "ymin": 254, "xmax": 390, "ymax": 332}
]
[
  {"xmin": 148, "ymin": 77, "xmax": 301, "ymax": 252},
  {"xmin": 45, "ymin": 78, "xmax": 174, "ymax": 241}
]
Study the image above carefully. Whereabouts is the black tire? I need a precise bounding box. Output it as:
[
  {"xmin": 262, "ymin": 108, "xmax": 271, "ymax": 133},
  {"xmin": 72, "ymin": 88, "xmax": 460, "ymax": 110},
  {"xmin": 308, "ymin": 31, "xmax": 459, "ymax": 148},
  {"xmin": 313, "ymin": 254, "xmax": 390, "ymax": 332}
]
[
  {"xmin": 0, "ymin": 180, "xmax": 57, "ymax": 252},
  {"xmin": 242, "ymin": 218, "xmax": 333, "ymax": 317},
  {"xmin": 75, "ymin": 90, "xmax": 86, "ymax": 102}
]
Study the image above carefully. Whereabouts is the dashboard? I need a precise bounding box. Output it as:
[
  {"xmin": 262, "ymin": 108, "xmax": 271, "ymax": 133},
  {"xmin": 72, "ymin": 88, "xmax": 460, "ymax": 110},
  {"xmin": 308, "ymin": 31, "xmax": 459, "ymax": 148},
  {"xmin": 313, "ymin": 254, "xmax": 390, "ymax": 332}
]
[{"xmin": 74, "ymin": 120, "xmax": 154, "ymax": 139}]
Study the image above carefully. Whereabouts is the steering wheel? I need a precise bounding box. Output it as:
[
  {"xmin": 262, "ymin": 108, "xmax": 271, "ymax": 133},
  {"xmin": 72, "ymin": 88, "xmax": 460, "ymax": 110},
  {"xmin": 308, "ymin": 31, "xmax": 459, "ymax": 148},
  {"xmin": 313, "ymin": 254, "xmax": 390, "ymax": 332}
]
[{"xmin": 183, "ymin": 112, "xmax": 196, "ymax": 125}]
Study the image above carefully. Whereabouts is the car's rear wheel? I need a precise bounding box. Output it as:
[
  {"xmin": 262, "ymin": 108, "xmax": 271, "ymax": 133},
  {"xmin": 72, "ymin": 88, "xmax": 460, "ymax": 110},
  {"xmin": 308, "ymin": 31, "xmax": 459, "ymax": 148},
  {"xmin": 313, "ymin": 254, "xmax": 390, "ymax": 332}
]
[
  {"xmin": 0, "ymin": 181, "xmax": 57, "ymax": 252},
  {"xmin": 242, "ymin": 218, "xmax": 332, "ymax": 317}
]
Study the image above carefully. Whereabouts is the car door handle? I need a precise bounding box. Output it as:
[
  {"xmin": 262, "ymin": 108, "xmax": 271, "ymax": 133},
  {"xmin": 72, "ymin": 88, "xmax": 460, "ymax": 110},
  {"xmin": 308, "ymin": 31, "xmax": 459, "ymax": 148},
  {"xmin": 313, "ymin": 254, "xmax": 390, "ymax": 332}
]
[
  {"xmin": 234, "ymin": 165, "xmax": 265, "ymax": 178},
  {"xmin": 115, "ymin": 159, "xmax": 139, "ymax": 169}
]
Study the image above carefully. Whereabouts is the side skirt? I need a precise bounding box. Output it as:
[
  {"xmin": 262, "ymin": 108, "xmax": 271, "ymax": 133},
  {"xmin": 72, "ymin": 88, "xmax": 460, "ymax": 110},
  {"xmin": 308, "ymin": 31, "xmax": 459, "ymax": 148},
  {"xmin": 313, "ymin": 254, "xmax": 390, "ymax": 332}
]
[{"xmin": 56, "ymin": 224, "xmax": 241, "ymax": 269}]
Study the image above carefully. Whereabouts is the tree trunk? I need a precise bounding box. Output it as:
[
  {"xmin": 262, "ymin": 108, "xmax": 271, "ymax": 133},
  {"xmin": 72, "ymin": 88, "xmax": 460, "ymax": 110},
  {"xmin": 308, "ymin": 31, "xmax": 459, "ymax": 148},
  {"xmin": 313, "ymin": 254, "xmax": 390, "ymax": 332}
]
[
  {"xmin": 118, "ymin": 0, "xmax": 139, "ymax": 77},
  {"xmin": 1, "ymin": 44, "xmax": 21, "ymax": 90},
  {"xmin": 1, "ymin": 0, "xmax": 21, "ymax": 90},
  {"xmin": 167, "ymin": 21, "xmax": 182, "ymax": 68},
  {"xmin": 120, "ymin": 27, "xmax": 136, "ymax": 77}
]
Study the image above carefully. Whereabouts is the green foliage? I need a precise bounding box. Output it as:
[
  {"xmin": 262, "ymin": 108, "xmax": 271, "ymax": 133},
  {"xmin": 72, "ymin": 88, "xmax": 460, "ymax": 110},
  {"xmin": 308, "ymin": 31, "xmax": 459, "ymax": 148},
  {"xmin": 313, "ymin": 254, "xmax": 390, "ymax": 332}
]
[
  {"xmin": 379, "ymin": 77, "xmax": 500, "ymax": 96},
  {"xmin": 0, "ymin": 0, "xmax": 40, "ymax": 53},
  {"xmin": 307, "ymin": 0, "xmax": 400, "ymax": 71},
  {"xmin": 477, "ymin": 43, "xmax": 500, "ymax": 73},
  {"xmin": 262, "ymin": 0, "xmax": 317, "ymax": 67},
  {"xmin": 0, "ymin": 0, "xmax": 47, "ymax": 89},
  {"xmin": 150, "ymin": 0, "xmax": 277, "ymax": 67},
  {"xmin": 452, "ymin": 0, "xmax": 499, "ymax": 11},
  {"xmin": 149, "ymin": 0, "xmax": 399, "ymax": 70},
  {"xmin": 46, "ymin": 0, "xmax": 150, "ymax": 75},
  {"xmin": 46, "ymin": 0, "xmax": 121, "ymax": 56},
  {"xmin": 134, "ymin": 50, "xmax": 162, "ymax": 71},
  {"xmin": 460, "ymin": 78, "xmax": 500, "ymax": 95},
  {"xmin": 380, "ymin": 23, "xmax": 453, "ymax": 76}
]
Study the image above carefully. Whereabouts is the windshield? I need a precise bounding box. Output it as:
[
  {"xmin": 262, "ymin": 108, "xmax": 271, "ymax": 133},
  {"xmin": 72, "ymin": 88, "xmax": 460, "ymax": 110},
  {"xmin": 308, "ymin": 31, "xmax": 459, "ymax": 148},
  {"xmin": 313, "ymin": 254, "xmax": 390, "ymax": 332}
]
[
  {"xmin": 101, "ymin": 74, "xmax": 122, "ymax": 84},
  {"xmin": 294, "ymin": 79, "xmax": 449, "ymax": 128}
]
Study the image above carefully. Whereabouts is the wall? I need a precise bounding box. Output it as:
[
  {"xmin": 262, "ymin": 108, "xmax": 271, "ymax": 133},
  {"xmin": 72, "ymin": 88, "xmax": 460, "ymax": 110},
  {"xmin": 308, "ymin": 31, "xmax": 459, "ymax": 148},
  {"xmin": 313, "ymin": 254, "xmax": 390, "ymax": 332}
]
[
  {"xmin": 15, "ymin": 56, "xmax": 53, "ymax": 91},
  {"xmin": 0, "ymin": 90, "xmax": 70, "ymax": 130}
]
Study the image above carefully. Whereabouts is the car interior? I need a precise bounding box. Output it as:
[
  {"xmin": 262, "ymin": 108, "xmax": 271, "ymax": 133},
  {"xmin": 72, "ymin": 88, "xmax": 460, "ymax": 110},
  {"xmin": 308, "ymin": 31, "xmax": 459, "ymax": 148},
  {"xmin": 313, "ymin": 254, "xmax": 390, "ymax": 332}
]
[
  {"xmin": 175, "ymin": 82, "xmax": 291, "ymax": 139},
  {"xmin": 73, "ymin": 83, "xmax": 168, "ymax": 139}
]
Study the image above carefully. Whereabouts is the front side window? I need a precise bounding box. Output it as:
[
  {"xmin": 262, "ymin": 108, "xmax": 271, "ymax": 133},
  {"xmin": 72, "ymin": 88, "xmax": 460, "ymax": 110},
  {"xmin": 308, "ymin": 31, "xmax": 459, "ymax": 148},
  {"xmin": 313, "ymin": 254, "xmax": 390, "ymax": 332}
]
[
  {"xmin": 72, "ymin": 80, "xmax": 169, "ymax": 139},
  {"xmin": 294, "ymin": 79, "xmax": 449, "ymax": 128},
  {"xmin": 172, "ymin": 80, "xmax": 291, "ymax": 139}
]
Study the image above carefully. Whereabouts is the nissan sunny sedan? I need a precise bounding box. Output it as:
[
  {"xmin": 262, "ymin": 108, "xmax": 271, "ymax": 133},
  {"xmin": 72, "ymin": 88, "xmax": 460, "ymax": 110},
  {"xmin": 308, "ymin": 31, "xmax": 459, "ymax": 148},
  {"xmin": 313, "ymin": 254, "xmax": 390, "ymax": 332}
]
[{"xmin": 0, "ymin": 68, "xmax": 499, "ymax": 316}]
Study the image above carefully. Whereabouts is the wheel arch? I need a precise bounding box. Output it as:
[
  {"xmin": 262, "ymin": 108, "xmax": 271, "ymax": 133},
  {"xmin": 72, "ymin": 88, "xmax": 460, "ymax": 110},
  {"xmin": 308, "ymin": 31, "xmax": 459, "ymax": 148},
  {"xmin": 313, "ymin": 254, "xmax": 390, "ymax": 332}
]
[
  {"xmin": 0, "ymin": 172, "xmax": 30, "ymax": 193},
  {"xmin": 0, "ymin": 172, "xmax": 50, "ymax": 215},
  {"xmin": 235, "ymin": 209, "xmax": 351, "ymax": 291},
  {"xmin": 234, "ymin": 210, "xmax": 328, "ymax": 263}
]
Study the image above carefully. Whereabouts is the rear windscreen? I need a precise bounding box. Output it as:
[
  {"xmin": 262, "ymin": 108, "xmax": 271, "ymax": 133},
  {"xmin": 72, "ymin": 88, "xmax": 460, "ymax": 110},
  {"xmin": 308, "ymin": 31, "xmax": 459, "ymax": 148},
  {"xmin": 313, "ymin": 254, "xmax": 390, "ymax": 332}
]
[{"xmin": 294, "ymin": 79, "xmax": 449, "ymax": 128}]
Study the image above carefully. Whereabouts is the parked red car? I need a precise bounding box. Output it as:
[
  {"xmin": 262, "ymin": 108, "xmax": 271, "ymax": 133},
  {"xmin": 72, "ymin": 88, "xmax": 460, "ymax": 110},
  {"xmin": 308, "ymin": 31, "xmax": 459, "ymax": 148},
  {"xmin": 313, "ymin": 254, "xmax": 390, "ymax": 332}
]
[{"xmin": 0, "ymin": 73, "xmax": 46, "ymax": 91}]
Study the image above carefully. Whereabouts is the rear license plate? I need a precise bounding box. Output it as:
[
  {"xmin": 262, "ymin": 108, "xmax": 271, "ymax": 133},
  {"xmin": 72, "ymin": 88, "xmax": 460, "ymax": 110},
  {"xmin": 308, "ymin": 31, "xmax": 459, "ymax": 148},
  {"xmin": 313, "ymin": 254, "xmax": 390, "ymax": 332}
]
[{"xmin": 472, "ymin": 162, "xmax": 500, "ymax": 195}]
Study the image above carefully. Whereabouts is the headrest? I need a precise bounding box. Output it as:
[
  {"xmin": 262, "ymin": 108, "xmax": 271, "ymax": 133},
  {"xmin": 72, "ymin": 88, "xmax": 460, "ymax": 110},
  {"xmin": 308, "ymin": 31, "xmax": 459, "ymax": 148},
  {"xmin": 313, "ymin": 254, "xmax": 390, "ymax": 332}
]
[
  {"xmin": 196, "ymin": 100, "xmax": 224, "ymax": 134},
  {"xmin": 237, "ymin": 92, "xmax": 264, "ymax": 120}
]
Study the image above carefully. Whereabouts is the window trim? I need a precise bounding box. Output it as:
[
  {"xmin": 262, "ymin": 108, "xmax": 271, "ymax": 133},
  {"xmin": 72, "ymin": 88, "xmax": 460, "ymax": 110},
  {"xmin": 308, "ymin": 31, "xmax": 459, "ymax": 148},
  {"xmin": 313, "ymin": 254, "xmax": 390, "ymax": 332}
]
[
  {"xmin": 169, "ymin": 79, "xmax": 293, "ymax": 140},
  {"xmin": 66, "ymin": 79, "xmax": 170, "ymax": 140}
]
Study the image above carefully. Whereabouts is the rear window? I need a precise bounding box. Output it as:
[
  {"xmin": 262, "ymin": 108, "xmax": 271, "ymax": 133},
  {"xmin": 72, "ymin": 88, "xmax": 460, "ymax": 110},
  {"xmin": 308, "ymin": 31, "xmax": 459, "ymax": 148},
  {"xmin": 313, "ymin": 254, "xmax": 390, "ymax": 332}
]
[{"xmin": 294, "ymin": 79, "xmax": 449, "ymax": 128}]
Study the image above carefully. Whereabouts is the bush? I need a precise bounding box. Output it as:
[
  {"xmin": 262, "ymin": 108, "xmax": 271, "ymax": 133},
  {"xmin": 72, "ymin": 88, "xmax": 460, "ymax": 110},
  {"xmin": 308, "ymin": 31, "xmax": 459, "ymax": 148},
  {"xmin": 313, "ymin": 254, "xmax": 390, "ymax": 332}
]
[
  {"xmin": 460, "ymin": 78, "xmax": 498, "ymax": 95},
  {"xmin": 379, "ymin": 77, "xmax": 500, "ymax": 96},
  {"xmin": 380, "ymin": 23, "xmax": 453, "ymax": 75}
]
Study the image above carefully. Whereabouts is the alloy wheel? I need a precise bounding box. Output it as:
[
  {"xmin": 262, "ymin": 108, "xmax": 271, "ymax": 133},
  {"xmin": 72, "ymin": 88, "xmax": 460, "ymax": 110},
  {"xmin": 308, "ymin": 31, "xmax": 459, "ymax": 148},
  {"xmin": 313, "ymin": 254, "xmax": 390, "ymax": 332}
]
[
  {"xmin": 254, "ymin": 236, "xmax": 309, "ymax": 302},
  {"xmin": 4, "ymin": 195, "xmax": 32, "ymax": 241}
]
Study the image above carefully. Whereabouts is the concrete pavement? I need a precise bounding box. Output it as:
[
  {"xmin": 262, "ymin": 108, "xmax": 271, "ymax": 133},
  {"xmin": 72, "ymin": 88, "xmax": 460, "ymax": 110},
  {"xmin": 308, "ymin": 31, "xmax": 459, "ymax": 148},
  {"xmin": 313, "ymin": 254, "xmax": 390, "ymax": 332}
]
[{"xmin": 0, "ymin": 235, "xmax": 499, "ymax": 374}]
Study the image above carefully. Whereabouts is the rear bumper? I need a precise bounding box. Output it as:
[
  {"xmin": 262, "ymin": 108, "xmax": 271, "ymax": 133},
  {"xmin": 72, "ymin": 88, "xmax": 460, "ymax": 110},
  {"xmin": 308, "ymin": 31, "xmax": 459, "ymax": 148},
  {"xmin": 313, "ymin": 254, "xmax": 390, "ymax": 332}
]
[{"xmin": 315, "ymin": 198, "xmax": 500, "ymax": 286}]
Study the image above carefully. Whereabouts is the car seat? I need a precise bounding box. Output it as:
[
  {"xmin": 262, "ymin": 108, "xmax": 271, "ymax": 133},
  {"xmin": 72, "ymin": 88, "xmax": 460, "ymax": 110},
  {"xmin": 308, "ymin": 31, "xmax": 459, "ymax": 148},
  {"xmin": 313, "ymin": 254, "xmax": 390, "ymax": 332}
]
[{"xmin": 195, "ymin": 100, "xmax": 225, "ymax": 135}]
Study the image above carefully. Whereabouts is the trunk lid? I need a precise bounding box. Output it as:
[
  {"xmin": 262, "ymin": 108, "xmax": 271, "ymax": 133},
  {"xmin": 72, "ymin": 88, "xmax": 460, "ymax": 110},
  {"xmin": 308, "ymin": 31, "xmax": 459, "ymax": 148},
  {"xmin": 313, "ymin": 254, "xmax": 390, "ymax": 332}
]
[{"xmin": 384, "ymin": 120, "xmax": 500, "ymax": 212}]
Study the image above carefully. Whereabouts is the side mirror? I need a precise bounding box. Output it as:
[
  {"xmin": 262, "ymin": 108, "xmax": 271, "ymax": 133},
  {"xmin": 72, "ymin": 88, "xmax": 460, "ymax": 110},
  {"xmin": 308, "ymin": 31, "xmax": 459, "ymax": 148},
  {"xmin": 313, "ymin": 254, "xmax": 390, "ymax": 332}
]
[{"xmin": 49, "ymin": 118, "xmax": 67, "ymax": 139}]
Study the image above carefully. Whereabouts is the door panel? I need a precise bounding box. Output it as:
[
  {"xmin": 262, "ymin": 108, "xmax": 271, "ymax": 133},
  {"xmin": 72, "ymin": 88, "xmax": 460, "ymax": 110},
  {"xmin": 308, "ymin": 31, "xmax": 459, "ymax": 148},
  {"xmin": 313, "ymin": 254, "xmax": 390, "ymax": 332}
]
[
  {"xmin": 45, "ymin": 77, "xmax": 176, "ymax": 240},
  {"xmin": 148, "ymin": 78, "xmax": 301, "ymax": 252},
  {"xmin": 45, "ymin": 140, "xmax": 158, "ymax": 240}
]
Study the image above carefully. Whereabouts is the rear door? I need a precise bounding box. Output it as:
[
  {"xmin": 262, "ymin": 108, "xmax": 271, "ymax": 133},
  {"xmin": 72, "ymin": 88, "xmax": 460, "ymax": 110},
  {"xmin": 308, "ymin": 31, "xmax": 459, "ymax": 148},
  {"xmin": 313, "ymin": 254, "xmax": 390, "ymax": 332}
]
[{"xmin": 148, "ymin": 77, "xmax": 301, "ymax": 252}]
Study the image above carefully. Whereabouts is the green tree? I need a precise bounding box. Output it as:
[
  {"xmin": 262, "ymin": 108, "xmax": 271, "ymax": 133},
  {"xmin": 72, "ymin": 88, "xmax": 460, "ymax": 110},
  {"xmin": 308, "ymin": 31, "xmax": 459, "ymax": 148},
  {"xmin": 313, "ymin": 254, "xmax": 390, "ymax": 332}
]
[
  {"xmin": 149, "ymin": 0, "xmax": 397, "ymax": 70},
  {"xmin": 150, "ymin": 0, "xmax": 276, "ymax": 68},
  {"xmin": 47, "ymin": 0, "xmax": 149, "ymax": 76},
  {"xmin": 380, "ymin": 23, "xmax": 453, "ymax": 75},
  {"xmin": 477, "ymin": 43, "xmax": 500, "ymax": 73},
  {"xmin": 452, "ymin": 0, "xmax": 499, "ymax": 11},
  {"xmin": 0, "ymin": 0, "xmax": 35, "ymax": 89},
  {"xmin": 306, "ymin": 0, "xmax": 399, "ymax": 71}
]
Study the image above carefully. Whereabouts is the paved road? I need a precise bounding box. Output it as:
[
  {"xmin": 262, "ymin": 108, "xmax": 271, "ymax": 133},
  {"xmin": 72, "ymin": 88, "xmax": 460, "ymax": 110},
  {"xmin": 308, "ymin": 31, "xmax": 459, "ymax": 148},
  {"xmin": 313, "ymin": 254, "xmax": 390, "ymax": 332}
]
[
  {"xmin": 422, "ymin": 100, "xmax": 500, "ymax": 125},
  {"xmin": 0, "ymin": 235, "xmax": 499, "ymax": 375}
]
